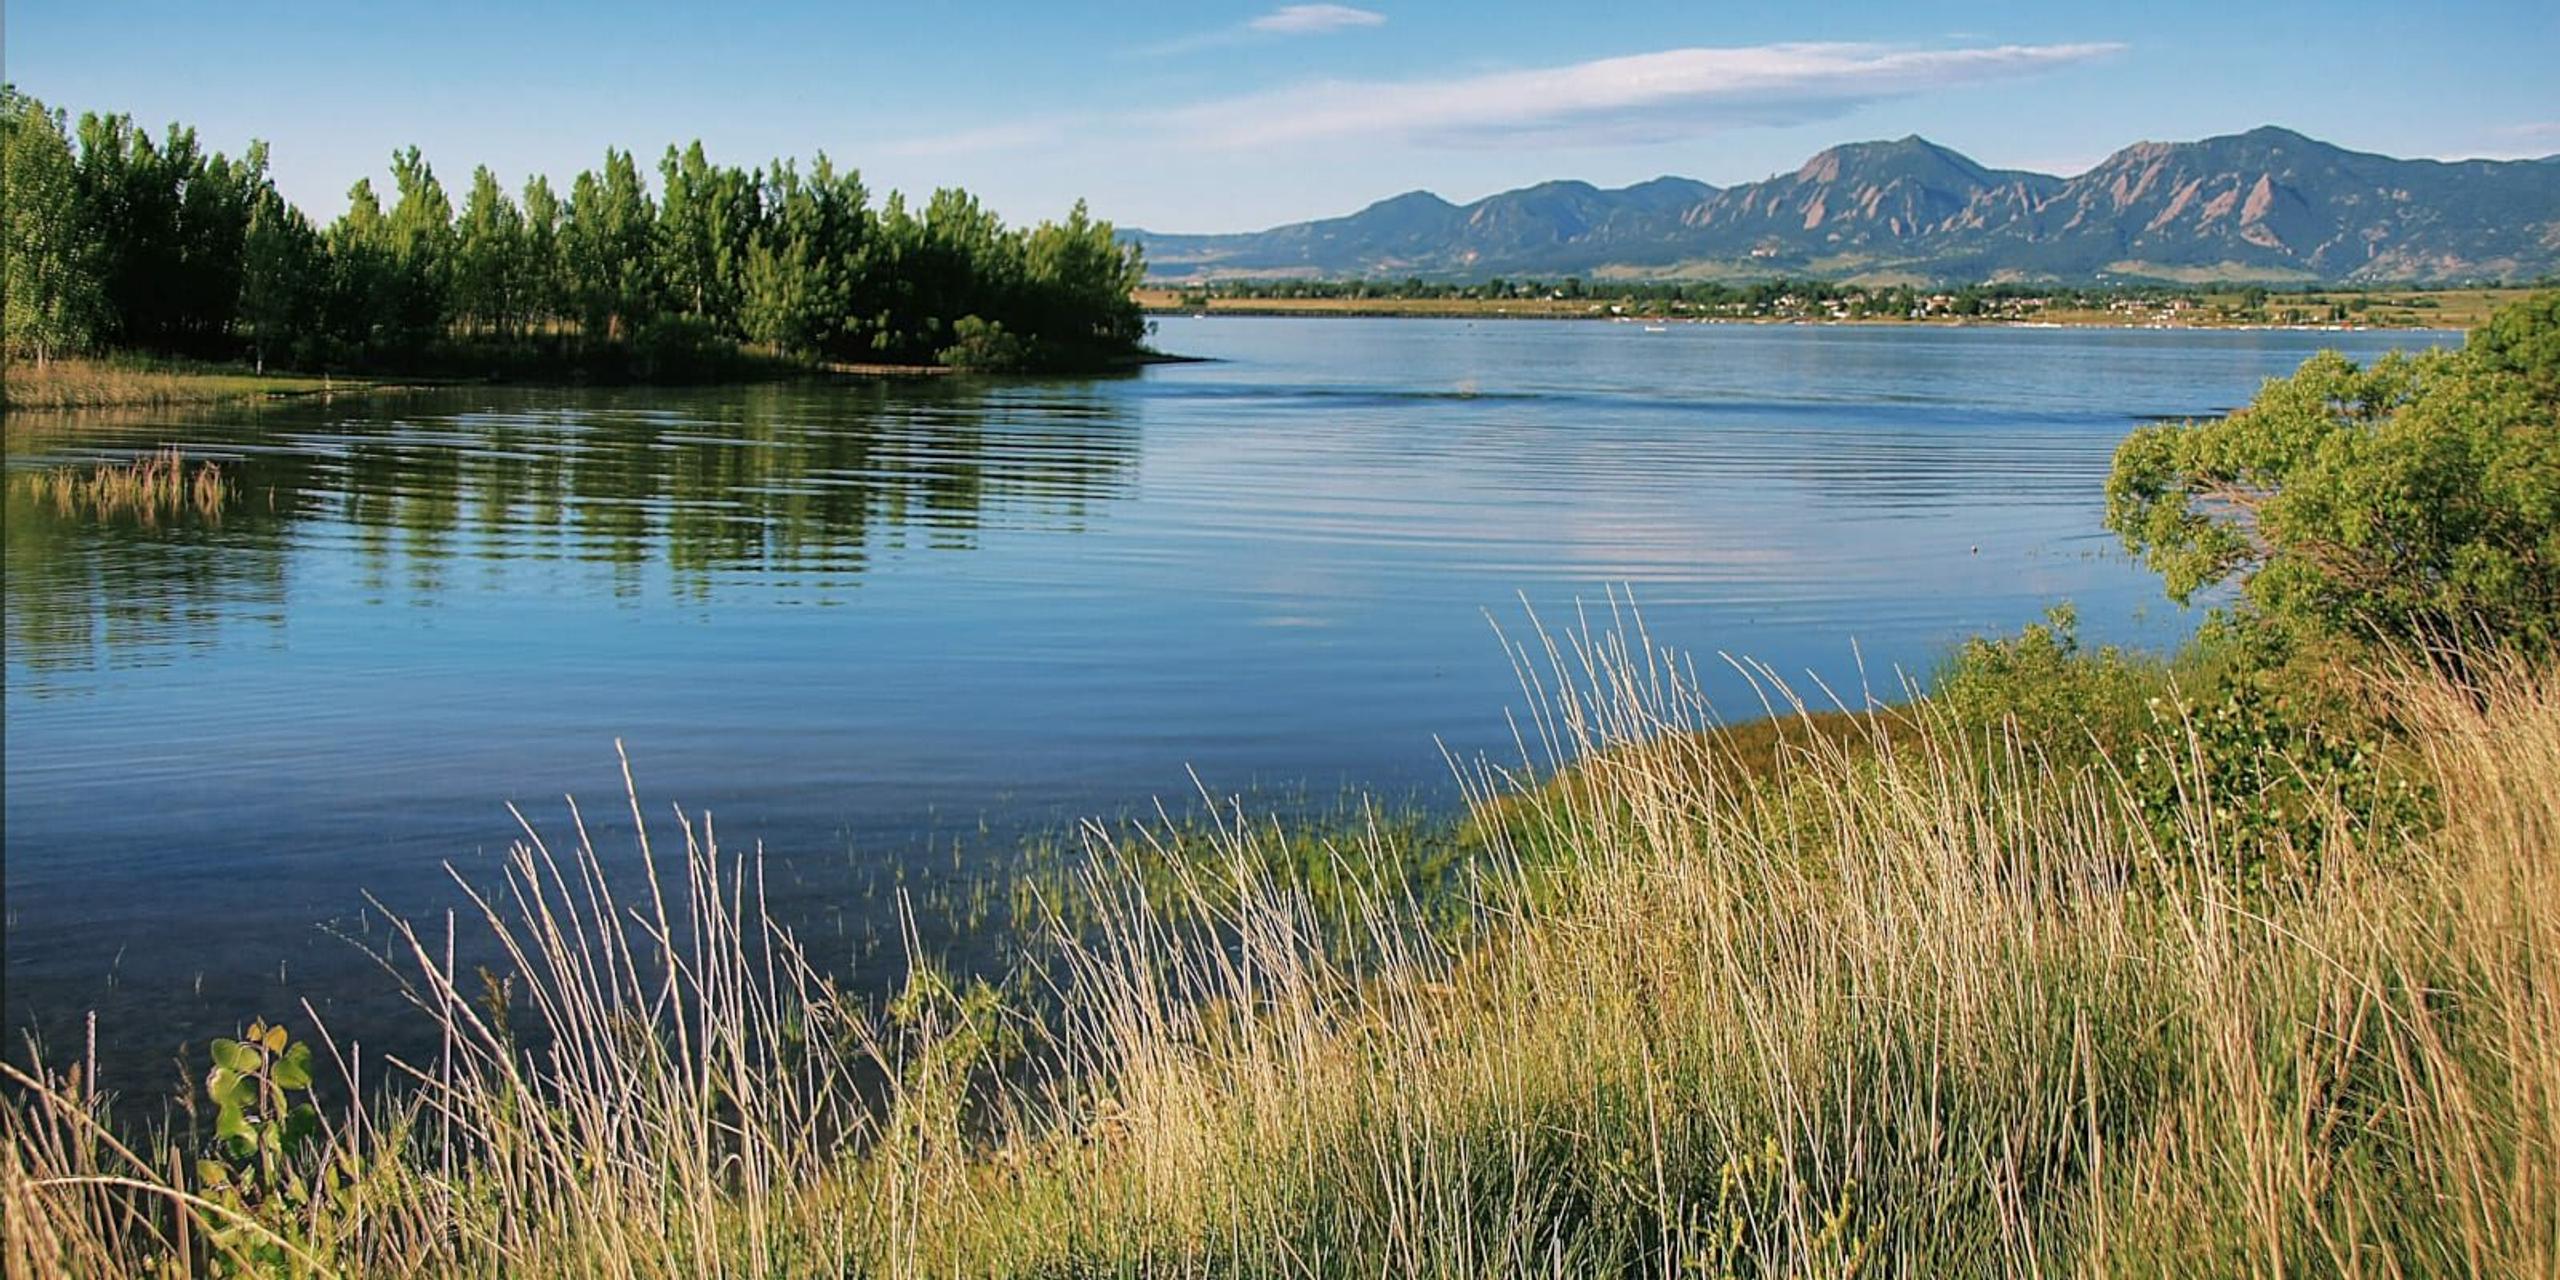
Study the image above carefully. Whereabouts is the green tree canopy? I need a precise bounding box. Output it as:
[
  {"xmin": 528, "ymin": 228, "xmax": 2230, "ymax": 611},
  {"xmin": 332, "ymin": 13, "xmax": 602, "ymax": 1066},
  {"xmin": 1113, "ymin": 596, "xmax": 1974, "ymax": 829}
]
[
  {"xmin": 2106, "ymin": 292, "xmax": 2560, "ymax": 656},
  {"xmin": 5, "ymin": 93, "xmax": 1152, "ymax": 375},
  {"xmin": 452, "ymin": 165, "xmax": 526, "ymax": 337},
  {"xmin": 3, "ymin": 88, "xmax": 108, "ymax": 362}
]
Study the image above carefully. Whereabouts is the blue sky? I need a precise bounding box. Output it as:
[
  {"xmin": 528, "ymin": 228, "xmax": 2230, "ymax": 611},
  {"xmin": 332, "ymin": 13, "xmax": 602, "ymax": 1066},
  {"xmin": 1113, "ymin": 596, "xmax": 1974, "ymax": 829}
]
[{"xmin": 8, "ymin": 1, "xmax": 2556, "ymax": 233}]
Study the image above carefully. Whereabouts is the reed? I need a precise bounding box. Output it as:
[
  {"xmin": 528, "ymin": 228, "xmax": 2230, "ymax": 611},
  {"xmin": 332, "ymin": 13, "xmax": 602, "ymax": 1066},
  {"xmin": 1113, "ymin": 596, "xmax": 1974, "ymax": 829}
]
[
  {"xmin": 14, "ymin": 449, "xmax": 232, "ymax": 525},
  {"xmin": 4, "ymin": 626, "xmax": 2554, "ymax": 1277}
]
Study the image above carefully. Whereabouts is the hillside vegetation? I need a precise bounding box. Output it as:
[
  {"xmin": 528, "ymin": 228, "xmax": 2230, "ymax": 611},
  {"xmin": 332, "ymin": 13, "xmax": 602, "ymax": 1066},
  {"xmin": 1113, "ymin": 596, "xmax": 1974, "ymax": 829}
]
[{"xmin": 4, "ymin": 295, "xmax": 2556, "ymax": 1278}]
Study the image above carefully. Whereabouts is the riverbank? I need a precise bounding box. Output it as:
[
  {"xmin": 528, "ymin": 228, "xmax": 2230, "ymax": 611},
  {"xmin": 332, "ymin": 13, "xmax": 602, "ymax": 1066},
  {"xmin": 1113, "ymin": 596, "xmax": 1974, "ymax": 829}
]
[
  {"xmin": 6, "ymin": 634, "xmax": 2550, "ymax": 1276},
  {"xmin": 3, "ymin": 345, "xmax": 1195, "ymax": 417}
]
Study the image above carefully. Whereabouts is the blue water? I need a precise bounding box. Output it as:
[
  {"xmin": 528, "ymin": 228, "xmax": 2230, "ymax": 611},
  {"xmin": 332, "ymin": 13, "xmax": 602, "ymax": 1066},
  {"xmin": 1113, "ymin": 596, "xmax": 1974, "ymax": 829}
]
[{"xmin": 2, "ymin": 317, "xmax": 2451, "ymax": 1084}]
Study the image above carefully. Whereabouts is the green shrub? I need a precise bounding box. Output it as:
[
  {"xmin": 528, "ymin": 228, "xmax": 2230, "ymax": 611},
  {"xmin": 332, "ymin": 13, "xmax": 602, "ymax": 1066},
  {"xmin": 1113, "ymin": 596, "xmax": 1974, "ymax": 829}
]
[
  {"xmin": 1933, "ymin": 604, "xmax": 2163, "ymax": 758},
  {"xmin": 938, "ymin": 315, "xmax": 1029, "ymax": 371},
  {"xmin": 2131, "ymin": 675, "xmax": 2432, "ymax": 886},
  {"xmin": 1935, "ymin": 608, "xmax": 2434, "ymax": 887},
  {"xmin": 624, "ymin": 314, "xmax": 738, "ymax": 382},
  {"xmin": 2105, "ymin": 291, "xmax": 2560, "ymax": 659}
]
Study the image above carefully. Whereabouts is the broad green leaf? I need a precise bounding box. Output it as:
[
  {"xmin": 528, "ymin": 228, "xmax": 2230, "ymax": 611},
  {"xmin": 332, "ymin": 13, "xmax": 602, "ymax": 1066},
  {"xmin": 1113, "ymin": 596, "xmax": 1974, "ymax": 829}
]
[
  {"xmin": 206, "ymin": 1069, "xmax": 254, "ymax": 1109},
  {"xmin": 209, "ymin": 1038, "xmax": 259, "ymax": 1074},
  {"xmin": 272, "ymin": 1041, "xmax": 314, "ymax": 1090},
  {"xmin": 283, "ymin": 1102, "xmax": 320, "ymax": 1150}
]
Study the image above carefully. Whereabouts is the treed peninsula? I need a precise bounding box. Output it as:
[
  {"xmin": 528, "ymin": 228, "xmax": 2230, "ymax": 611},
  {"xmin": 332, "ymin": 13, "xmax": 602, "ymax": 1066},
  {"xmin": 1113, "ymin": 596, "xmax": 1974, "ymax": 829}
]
[{"xmin": 2, "ymin": 86, "xmax": 1152, "ymax": 411}]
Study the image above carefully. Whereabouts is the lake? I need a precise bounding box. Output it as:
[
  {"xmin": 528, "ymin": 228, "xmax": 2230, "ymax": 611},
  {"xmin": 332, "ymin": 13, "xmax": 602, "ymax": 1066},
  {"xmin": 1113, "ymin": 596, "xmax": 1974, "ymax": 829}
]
[{"xmin": 3, "ymin": 317, "xmax": 2451, "ymax": 1086}]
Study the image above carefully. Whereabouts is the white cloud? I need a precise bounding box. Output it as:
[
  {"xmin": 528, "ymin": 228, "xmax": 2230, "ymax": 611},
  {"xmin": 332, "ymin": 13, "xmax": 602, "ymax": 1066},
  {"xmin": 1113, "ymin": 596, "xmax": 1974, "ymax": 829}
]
[
  {"xmin": 1139, "ymin": 4, "xmax": 1386, "ymax": 56},
  {"xmin": 1247, "ymin": 4, "xmax": 1388, "ymax": 35},
  {"xmin": 1168, "ymin": 41, "xmax": 2123, "ymax": 150},
  {"xmin": 844, "ymin": 37, "xmax": 2126, "ymax": 216}
]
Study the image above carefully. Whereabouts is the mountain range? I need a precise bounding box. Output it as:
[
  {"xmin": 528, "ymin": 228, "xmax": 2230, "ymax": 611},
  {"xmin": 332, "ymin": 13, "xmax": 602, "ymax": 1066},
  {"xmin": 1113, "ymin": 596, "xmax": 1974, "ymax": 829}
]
[{"xmin": 1127, "ymin": 127, "xmax": 2560, "ymax": 285}]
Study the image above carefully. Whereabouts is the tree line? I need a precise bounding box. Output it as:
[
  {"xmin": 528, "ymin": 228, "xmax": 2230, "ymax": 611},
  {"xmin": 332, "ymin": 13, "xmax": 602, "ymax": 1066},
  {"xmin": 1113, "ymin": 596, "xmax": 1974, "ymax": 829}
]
[
  {"xmin": 1169, "ymin": 275, "xmax": 2556, "ymax": 321},
  {"xmin": 2, "ymin": 87, "xmax": 1150, "ymax": 376},
  {"xmin": 1174, "ymin": 276, "xmax": 2141, "ymax": 306}
]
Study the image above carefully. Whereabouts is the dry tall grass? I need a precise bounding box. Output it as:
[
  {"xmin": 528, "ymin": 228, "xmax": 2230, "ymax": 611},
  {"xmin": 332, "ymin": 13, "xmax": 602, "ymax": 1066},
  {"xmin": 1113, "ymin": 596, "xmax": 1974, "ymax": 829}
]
[
  {"xmin": 5, "ymin": 626, "xmax": 2554, "ymax": 1277},
  {"xmin": 12, "ymin": 450, "xmax": 231, "ymax": 525},
  {"xmin": 1, "ymin": 358, "xmax": 337, "ymax": 413}
]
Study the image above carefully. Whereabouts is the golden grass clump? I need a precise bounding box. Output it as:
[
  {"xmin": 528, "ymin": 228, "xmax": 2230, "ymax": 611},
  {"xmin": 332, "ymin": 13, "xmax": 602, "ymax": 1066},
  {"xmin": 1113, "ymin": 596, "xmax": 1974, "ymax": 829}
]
[
  {"xmin": 14, "ymin": 449, "xmax": 231, "ymax": 525},
  {"xmin": 4, "ymin": 623, "xmax": 2555, "ymax": 1277}
]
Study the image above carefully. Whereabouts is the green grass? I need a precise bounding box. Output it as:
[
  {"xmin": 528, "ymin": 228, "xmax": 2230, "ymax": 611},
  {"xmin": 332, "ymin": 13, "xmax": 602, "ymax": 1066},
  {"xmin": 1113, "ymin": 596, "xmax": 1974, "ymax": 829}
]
[{"xmin": 5, "ymin": 622, "xmax": 2556, "ymax": 1277}]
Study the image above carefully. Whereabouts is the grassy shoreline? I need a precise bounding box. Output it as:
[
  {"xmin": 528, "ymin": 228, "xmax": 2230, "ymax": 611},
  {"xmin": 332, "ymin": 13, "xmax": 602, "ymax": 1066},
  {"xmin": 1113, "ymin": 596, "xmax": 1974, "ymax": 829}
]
[
  {"xmin": 0, "ymin": 357, "xmax": 416, "ymax": 414},
  {"xmin": 6, "ymin": 633, "xmax": 2551, "ymax": 1277},
  {"xmin": 3, "ymin": 346, "xmax": 1193, "ymax": 417}
]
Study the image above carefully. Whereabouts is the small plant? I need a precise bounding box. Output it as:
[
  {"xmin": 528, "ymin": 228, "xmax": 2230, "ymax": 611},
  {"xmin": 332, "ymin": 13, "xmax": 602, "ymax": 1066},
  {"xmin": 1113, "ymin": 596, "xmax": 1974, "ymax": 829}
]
[
  {"xmin": 879, "ymin": 962, "xmax": 1022, "ymax": 1178},
  {"xmin": 1683, "ymin": 1135, "xmax": 1875, "ymax": 1279},
  {"xmin": 192, "ymin": 1019, "xmax": 332, "ymax": 1276}
]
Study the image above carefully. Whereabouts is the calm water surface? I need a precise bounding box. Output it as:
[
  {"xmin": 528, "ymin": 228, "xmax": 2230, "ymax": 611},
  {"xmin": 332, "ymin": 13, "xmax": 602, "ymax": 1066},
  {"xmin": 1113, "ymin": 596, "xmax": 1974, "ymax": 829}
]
[{"xmin": 4, "ymin": 318, "xmax": 2451, "ymax": 1081}]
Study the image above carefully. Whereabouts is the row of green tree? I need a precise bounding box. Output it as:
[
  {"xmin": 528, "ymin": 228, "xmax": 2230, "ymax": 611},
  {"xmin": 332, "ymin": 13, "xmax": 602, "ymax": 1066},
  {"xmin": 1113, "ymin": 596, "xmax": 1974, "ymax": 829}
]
[{"xmin": 2, "ymin": 87, "xmax": 1149, "ymax": 375}]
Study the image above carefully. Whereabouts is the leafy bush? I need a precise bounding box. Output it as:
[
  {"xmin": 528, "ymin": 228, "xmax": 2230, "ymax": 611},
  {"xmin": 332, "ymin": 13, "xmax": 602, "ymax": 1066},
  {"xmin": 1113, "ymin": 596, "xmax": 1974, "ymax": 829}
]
[
  {"xmin": 2131, "ymin": 675, "xmax": 2432, "ymax": 885},
  {"xmin": 1935, "ymin": 608, "xmax": 2432, "ymax": 886},
  {"xmin": 622, "ymin": 314, "xmax": 735, "ymax": 382},
  {"xmin": 2105, "ymin": 291, "xmax": 2560, "ymax": 659},
  {"xmin": 1933, "ymin": 604, "xmax": 2162, "ymax": 758},
  {"xmin": 936, "ymin": 314, "xmax": 1029, "ymax": 371}
]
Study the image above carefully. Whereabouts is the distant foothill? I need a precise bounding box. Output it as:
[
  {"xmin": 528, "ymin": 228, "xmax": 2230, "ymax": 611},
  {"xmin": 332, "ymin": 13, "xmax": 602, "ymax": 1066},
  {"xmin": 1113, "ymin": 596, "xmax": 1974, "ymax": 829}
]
[{"xmin": 1131, "ymin": 127, "xmax": 2560, "ymax": 285}]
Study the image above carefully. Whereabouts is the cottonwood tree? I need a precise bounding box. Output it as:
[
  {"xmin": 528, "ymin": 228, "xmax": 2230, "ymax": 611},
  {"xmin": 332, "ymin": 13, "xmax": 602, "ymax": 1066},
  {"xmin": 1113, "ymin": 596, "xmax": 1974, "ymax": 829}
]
[
  {"xmin": 453, "ymin": 166, "xmax": 527, "ymax": 338},
  {"xmin": 2, "ymin": 88, "xmax": 106, "ymax": 362},
  {"xmin": 564, "ymin": 148, "xmax": 657, "ymax": 341},
  {"xmin": 239, "ymin": 188, "xmax": 323, "ymax": 371},
  {"xmin": 2107, "ymin": 292, "xmax": 2560, "ymax": 657}
]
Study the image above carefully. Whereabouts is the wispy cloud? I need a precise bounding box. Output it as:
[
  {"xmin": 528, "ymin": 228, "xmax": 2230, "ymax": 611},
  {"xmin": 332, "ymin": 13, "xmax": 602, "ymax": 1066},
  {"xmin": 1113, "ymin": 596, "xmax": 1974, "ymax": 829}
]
[
  {"xmin": 1167, "ymin": 41, "xmax": 2123, "ymax": 149},
  {"xmin": 1140, "ymin": 4, "xmax": 1387, "ymax": 57},
  {"xmin": 859, "ymin": 38, "xmax": 2123, "ymax": 191},
  {"xmin": 1248, "ymin": 4, "xmax": 1388, "ymax": 35},
  {"xmin": 2432, "ymin": 121, "xmax": 2560, "ymax": 162}
]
